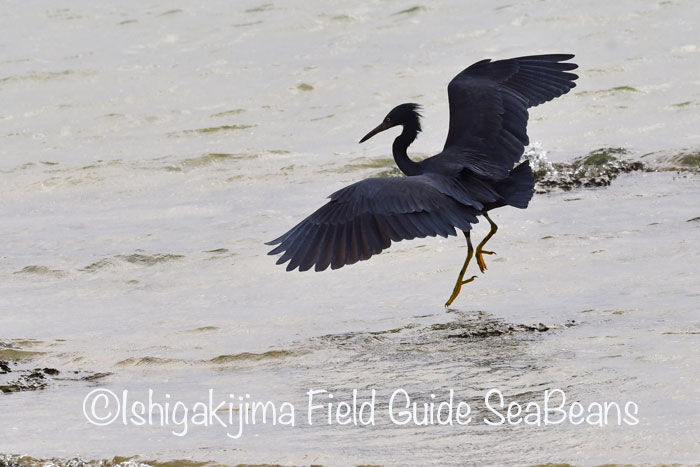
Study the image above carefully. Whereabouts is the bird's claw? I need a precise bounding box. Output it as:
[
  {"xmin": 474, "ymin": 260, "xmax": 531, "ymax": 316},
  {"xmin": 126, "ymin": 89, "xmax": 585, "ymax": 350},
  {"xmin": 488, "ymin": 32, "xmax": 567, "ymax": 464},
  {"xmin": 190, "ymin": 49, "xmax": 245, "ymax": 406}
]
[
  {"xmin": 460, "ymin": 275, "xmax": 477, "ymax": 285},
  {"xmin": 444, "ymin": 275, "xmax": 477, "ymax": 308},
  {"xmin": 476, "ymin": 250, "xmax": 496, "ymax": 273}
]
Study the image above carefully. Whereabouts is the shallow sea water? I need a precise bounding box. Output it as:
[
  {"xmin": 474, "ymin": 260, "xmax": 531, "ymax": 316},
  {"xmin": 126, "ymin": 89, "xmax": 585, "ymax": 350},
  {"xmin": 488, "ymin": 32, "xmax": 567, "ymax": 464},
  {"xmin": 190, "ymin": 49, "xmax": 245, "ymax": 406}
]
[{"xmin": 1, "ymin": 1, "xmax": 700, "ymax": 466}]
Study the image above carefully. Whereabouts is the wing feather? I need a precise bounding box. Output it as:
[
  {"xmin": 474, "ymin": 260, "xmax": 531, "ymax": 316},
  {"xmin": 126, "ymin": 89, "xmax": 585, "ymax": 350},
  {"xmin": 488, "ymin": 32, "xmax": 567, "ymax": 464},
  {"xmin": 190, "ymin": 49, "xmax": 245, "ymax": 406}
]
[
  {"xmin": 356, "ymin": 216, "xmax": 371, "ymax": 261},
  {"xmin": 436, "ymin": 54, "xmax": 578, "ymax": 180},
  {"xmin": 266, "ymin": 176, "xmax": 480, "ymax": 271},
  {"xmin": 274, "ymin": 223, "xmax": 311, "ymax": 263},
  {"xmin": 293, "ymin": 224, "xmax": 325, "ymax": 271},
  {"xmin": 330, "ymin": 223, "xmax": 347, "ymax": 270},
  {"xmin": 345, "ymin": 221, "xmax": 359, "ymax": 266},
  {"xmin": 315, "ymin": 224, "xmax": 336, "ymax": 272}
]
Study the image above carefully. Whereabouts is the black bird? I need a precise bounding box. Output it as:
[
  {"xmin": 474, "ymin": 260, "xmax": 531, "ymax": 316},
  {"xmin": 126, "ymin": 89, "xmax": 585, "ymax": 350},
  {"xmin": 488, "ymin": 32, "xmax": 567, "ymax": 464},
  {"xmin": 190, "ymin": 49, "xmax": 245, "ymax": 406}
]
[{"xmin": 266, "ymin": 54, "xmax": 578, "ymax": 306}]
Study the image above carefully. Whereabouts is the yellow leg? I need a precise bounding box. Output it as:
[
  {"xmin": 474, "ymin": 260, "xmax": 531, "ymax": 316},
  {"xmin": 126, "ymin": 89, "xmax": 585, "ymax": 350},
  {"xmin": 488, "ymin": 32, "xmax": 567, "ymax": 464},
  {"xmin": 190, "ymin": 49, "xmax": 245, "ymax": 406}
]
[
  {"xmin": 475, "ymin": 212, "xmax": 498, "ymax": 273},
  {"xmin": 445, "ymin": 231, "xmax": 477, "ymax": 308}
]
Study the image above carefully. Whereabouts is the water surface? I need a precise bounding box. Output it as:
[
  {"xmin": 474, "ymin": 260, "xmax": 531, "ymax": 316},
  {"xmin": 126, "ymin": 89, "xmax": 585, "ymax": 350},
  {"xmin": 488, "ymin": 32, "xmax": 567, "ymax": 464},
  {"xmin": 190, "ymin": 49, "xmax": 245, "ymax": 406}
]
[{"xmin": 2, "ymin": 1, "xmax": 700, "ymax": 465}]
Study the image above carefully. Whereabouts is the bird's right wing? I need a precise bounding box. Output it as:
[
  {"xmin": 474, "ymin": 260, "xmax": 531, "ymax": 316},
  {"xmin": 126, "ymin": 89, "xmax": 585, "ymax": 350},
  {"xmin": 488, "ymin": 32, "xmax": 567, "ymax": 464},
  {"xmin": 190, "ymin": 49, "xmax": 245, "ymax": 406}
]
[
  {"xmin": 441, "ymin": 54, "xmax": 578, "ymax": 179},
  {"xmin": 266, "ymin": 175, "xmax": 480, "ymax": 271}
]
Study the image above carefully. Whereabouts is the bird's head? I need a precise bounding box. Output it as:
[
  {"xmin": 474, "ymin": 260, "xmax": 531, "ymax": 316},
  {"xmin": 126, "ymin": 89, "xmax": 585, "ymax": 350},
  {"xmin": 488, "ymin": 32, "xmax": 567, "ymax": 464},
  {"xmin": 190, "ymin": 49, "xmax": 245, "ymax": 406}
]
[{"xmin": 359, "ymin": 103, "xmax": 422, "ymax": 143}]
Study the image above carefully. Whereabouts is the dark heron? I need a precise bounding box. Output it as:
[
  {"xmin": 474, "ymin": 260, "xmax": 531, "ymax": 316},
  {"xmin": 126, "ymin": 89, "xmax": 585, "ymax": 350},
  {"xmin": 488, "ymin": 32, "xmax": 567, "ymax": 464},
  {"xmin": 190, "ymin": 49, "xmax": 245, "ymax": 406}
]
[{"xmin": 266, "ymin": 54, "xmax": 578, "ymax": 306}]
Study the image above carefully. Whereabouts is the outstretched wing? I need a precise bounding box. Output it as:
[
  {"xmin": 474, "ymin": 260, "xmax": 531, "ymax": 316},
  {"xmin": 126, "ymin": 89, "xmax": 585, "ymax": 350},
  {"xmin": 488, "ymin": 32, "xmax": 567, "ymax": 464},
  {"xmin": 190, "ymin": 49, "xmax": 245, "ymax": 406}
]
[
  {"xmin": 266, "ymin": 176, "xmax": 480, "ymax": 272},
  {"xmin": 441, "ymin": 54, "xmax": 578, "ymax": 180}
]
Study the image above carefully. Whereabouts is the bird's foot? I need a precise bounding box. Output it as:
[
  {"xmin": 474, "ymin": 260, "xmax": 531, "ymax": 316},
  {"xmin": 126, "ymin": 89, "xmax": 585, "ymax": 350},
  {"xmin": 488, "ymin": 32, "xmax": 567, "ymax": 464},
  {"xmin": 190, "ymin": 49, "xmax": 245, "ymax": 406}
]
[
  {"xmin": 476, "ymin": 250, "xmax": 496, "ymax": 273},
  {"xmin": 444, "ymin": 275, "xmax": 477, "ymax": 308}
]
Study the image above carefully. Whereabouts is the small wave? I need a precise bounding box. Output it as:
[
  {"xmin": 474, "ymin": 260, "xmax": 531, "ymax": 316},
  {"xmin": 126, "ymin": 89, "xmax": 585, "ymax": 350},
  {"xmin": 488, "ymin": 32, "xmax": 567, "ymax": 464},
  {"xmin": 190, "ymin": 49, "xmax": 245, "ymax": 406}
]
[
  {"xmin": 231, "ymin": 20, "xmax": 263, "ymax": 27},
  {"xmin": 165, "ymin": 152, "xmax": 253, "ymax": 171},
  {"xmin": 183, "ymin": 326, "xmax": 220, "ymax": 333},
  {"xmin": 393, "ymin": 6, "xmax": 427, "ymax": 15},
  {"xmin": 158, "ymin": 8, "xmax": 182, "ymax": 16},
  {"xmin": 576, "ymin": 85, "xmax": 639, "ymax": 97},
  {"xmin": 0, "ymin": 69, "xmax": 95, "ymax": 86},
  {"xmin": 323, "ymin": 14, "xmax": 356, "ymax": 22},
  {"xmin": 669, "ymin": 100, "xmax": 698, "ymax": 109},
  {"xmin": 1, "ymin": 339, "xmax": 44, "ymax": 348},
  {"xmin": 0, "ymin": 348, "xmax": 45, "ymax": 361},
  {"xmin": 427, "ymin": 319, "xmax": 552, "ymax": 339},
  {"xmin": 310, "ymin": 312, "xmax": 576, "ymax": 356},
  {"xmin": 13, "ymin": 265, "xmax": 67, "ymax": 278},
  {"xmin": 245, "ymin": 3, "xmax": 273, "ymax": 13},
  {"xmin": 208, "ymin": 350, "xmax": 297, "ymax": 364},
  {"xmin": 210, "ymin": 108, "xmax": 246, "ymax": 118},
  {"xmin": 668, "ymin": 150, "xmax": 700, "ymax": 168},
  {"xmin": 203, "ymin": 248, "xmax": 228, "ymax": 254},
  {"xmin": 81, "ymin": 258, "xmax": 115, "ymax": 272},
  {"xmin": 319, "ymin": 156, "xmax": 398, "ymax": 175},
  {"xmin": 177, "ymin": 124, "xmax": 256, "ymax": 136},
  {"xmin": 80, "ymin": 253, "xmax": 183, "ymax": 273},
  {"xmin": 116, "ymin": 253, "xmax": 184, "ymax": 266},
  {"xmin": 116, "ymin": 356, "xmax": 182, "ymax": 366},
  {"xmin": 524, "ymin": 144, "xmax": 647, "ymax": 192}
]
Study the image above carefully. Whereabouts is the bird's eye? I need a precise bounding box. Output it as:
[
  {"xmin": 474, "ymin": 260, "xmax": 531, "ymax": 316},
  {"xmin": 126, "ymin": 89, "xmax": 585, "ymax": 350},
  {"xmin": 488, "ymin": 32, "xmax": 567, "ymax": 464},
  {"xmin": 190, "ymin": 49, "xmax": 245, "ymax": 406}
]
[{"xmin": 385, "ymin": 117, "xmax": 391, "ymax": 123}]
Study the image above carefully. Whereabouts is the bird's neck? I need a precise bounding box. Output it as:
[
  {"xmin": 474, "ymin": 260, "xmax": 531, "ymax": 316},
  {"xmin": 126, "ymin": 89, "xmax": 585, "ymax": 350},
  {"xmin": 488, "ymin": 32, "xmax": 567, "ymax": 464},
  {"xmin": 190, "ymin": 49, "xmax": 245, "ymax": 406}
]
[{"xmin": 392, "ymin": 126, "xmax": 422, "ymax": 176}]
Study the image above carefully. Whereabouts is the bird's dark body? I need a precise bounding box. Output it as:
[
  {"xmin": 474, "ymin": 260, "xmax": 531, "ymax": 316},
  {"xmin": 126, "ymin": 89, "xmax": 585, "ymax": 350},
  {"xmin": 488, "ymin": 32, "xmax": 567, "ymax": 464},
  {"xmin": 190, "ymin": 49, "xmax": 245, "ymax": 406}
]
[{"xmin": 267, "ymin": 54, "xmax": 578, "ymax": 282}]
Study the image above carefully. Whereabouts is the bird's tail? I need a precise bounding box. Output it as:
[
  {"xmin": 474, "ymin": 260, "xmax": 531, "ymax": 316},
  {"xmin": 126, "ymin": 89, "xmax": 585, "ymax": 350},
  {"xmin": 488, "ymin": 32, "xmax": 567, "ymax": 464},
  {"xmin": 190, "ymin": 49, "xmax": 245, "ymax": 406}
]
[{"xmin": 495, "ymin": 161, "xmax": 535, "ymax": 209}]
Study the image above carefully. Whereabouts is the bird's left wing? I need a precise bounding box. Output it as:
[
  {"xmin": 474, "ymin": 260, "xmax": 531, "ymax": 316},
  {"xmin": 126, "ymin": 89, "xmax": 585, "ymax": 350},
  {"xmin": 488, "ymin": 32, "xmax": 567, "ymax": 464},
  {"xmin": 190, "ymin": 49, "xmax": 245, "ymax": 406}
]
[
  {"xmin": 441, "ymin": 54, "xmax": 578, "ymax": 179},
  {"xmin": 266, "ymin": 176, "xmax": 480, "ymax": 271}
]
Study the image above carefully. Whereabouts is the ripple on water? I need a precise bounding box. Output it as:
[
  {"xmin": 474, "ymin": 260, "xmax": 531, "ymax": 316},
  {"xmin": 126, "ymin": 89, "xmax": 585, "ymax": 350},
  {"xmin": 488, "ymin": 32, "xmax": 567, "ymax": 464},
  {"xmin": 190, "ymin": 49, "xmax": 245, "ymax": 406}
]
[
  {"xmin": 203, "ymin": 248, "xmax": 228, "ymax": 254},
  {"xmin": 392, "ymin": 6, "xmax": 427, "ymax": 15},
  {"xmin": 158, "ymin": 8, "xmax": 182, "ymax": 16},
  {"xmin": 81, "ymin": 253, "xmax": 184, "ymax": 272},
  {"xmin": 177, "ymin": 124, "xmax": 257, "ymax": 136},
  {"xmin": 576, "ymin": 85, "xmax": 640, "ymax": 97},
  {"xmin": 669, "ymin": 100, "xmax": 698, "ymax": 109},
  {"xmin": 245, "ymin": 3, "xmax": 274, "ymax": 13},
  {"xmin": 13, "ymin": 265, "xmax": 68, "ymax": 278},
  {"xmin": 115, "ymin": 356, "xmax": 183, "ymax": 366},
  {"xmin": 0, "ymin": 69, "xmax": 95, "ymax": 86},
  {"xmin": 183, "ymin": 326, "xmax": 220, "ymax": 333},
  {"xmin": 81, "ymin": 258, "xmax": 116, "ymax": 272},
  {"xmin": 670, "ymin": 150, "xmax": 700, "ymax": 168},
  {"xmin": 164, "ymin": 152, "xmax": 255, "ymax": 171},
  {"xmin": 208, "ymin": 349, "xmax": 299, "ymax": 365},
  {"xmin": 209, "ymin": 108, "xmax": 246, "ymax": 118},
  {"xmin": 0, "ymin": 348, "xmax": 45, "ymax": 361},
  {"xmin": 318, "ymin": 156, "xmax": 409, "ymax": 180},
  {"xmin": 116, "ymin": 253, "xmax": 185, "ymax": 266},
  {"xmin": 310, "ymin": 312, "xmax": 572, "ymax": 355}
]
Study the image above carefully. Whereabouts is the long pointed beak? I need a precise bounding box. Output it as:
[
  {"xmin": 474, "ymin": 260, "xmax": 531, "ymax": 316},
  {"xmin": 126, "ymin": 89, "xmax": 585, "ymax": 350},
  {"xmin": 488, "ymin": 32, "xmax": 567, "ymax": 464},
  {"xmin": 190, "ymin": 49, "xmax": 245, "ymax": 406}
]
[{"xmin": 359, "ymin": 121, "xmax": 390, "ymax": 143}]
